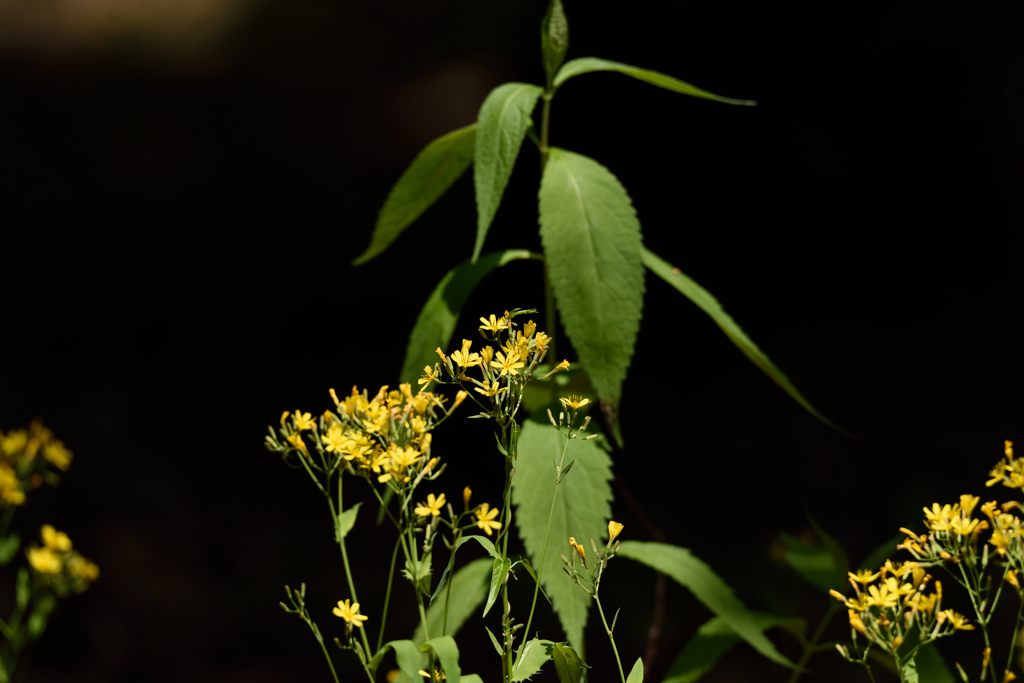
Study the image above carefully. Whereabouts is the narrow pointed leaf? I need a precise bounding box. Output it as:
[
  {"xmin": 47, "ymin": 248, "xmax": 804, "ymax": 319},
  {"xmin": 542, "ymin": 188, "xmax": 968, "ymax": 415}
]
[
  {"xmin": 642, "ymin": 247, "xmax": 851, "ymax": 436},
  {"xmin": 431, "ymin": 535, "xmax": 501, "ymax": 603},
  {"xmin": 780, "ymin": 533, "xmax": 843, "ymax": 594},
  {"xmin": 354, "ymin": 124, "xmax": 476, "ymax": 265},
  {"xmin": 422, "ymin": 636, "xmax": 462, "ymax": 683},
  {"xmin": 473, "ymin": 83, "xmax": 543, "ymax": 261},
  {"xmin": 483, "ymin": 557, "xmax": 512, "ymax": 617},
  {"xmin": 539, "ymin": 148, "xmax": 644, "ymax": 404},
  {"xmin": 518, "ymin": 557, "xmax": 551, "ymax": 604},
  {"xmin": 414, "ymin": 558, "xmax": 491, "ymax": 644},
  {"xmin": 512, "ymin": 638, "xmax": 555, "ymax": 681},
  {"xmin": 485, "ymin": 626, "xmax": 503, "ymax": 656},
  {"xmin": 541, "ymin": 0, "xmax": 569, "ymax": 86},
  {"xmin": 662, "ymin": 612, "xmax": 793, "ymax": 683},
  {"xmin": 338, "ymin": 502, "xmax": 362, "ymax": 540},
  {"xmin": 512, "ymin": 413, "xmax": 613, "ymax": 648},
  {"xmin": 551, "ymin": 643, "xmax": 589, "ymax": 683},
  {"xmin": 400, "ymin": 249, "xmax": 538, "ymax": 385},
  {"xmin": 625, "ymin": 657, "xmax": 644, "ymax": 683},
  {"xmin": 617, "ymin": 541, "xmax": 797, "ymax": 669},
  {"xmin": 553, "ymin": 58, "xmax": 755, "ymax": 106}
]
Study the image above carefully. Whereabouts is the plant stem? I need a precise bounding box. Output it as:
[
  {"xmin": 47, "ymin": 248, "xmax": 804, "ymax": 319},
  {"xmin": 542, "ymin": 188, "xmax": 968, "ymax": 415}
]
[
  {"xmin": 595, "ymin": 595, "xmax": 626, "ymax": 683},
  {"xmin": 377, "ymin": 536, "xmax": 402, "ymax": 652},
  {"xmin": 336, "ymin": 475, "xmax": 374, "ymax": 658},
  {"xmin": 1008, "ymin": 594, "xmax": 1024, "ymax": 676},
  {"xmin": 787, "ymin": 601, "xmax": 840, "ymax": 683},
  {"xmin": 315, "ymin": 632, "xmax": 342, "ymax": 683}
]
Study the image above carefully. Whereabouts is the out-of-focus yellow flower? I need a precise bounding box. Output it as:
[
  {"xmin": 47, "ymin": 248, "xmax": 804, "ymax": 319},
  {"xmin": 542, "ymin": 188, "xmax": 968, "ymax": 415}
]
[
  {"xmin": 42, "ymin": 441, "xmax": 72, "ymax": 471},
  {"xmin": 41, "ymin": 525, "xmax": 71, "ymax": 552},
  {"xmin": 463, "ymin": 487, "xmax": 472, "ymax": 508},
  {"xmin": 559, "ymin": 395, "xmax": 591, "ymax": 411},
  {"xmin": 475, "ymin": 503, "xmax": 501, "ymax": 536},
  {"xmin": 333, "ymin": 599, "xmax": 368, "ymax": 627},
  {"xmin": 951, "ymin": 516, "xmax": 982, "ymax": 536},
  {"xmin": 293, "ymin": 411, "xmax": 316, "ymax": 431},
  {"xmin": 0, "ymin": 431, "xmax": 27, "ymax": 457},
  {"xmin": 939, "ymin": 610, "xmax": 973, "ymax": 630},
  {"xmin": 607, "ymin": 521, "xmax": 624, "ymax": 543},
  {"xmin": 419, "ymin": 366, "xmax": 439, "ymax": 387},
  {"xmin": 960, "ymin": 494, "xmax": 980, "ymax": 517},
  {"xmin": 452, "ymin": 391, "xmax": 468, "ymax": 410},
  {"xmin": 0, "ymin": 464, "xmax": 25, "ymax": 505},
  {"xmin": 848, "ymin": 610, "xmax": 867, "ymax": 635},
  {"xmin": 27, "ymin": 547, "xmax": 61, "ymax": 574},
  {"xmin": 414, "ymin": 493, "xmax": 447, "ymax": 517},
  {"xmin": 286, "ymin": 434, "xmax": 309, "ymax": 457},
  {"xmin": 848, "ymin": 569, "xmax": 880, "ymax": 585},
  {"xmin": 67, "ymin": 554, "xmax": 100, "ymax": 582}
]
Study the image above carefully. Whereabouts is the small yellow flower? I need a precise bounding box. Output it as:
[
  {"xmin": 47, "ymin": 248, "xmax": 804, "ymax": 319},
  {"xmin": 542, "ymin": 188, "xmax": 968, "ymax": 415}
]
[
  {"xmin": 475, "ymin": 380, "xmax": 508, "ymax": 397},
  {"xmin": 41, "ymin": 525, "xmax": 71, "ymax": 552},
  {"xmin": 42, "ymin": 441, "xmax": 73, "ymax": 471},
  {"xmin": 830, "ymin": 589, "xmax": 869, "ymax": 611},
  {"xmin": 452, "ymin": 391, "xmax": 468, "ymax": 410},
  {"xmin": 419, "ymin": 366, "xmax": 440, "ymax": 387},
  {"xmin": 559, "ymin": 395, "xmax": 591, "ymax": 412},
  {"xmin": 950, "ymin": 516, "xmax": 982, "ymax": 536},
  {"xmin": 1007, "ymin": 569, "xmax": 1021, "ymax": 591},
  {"xmin": 569, "ymin": 537, "xmax": 587, "ymax": 565},
  {"xmin": 960, "ymin": 494, "xmax": 980, "ymax": 517},
  {"xmin": 479, "ymin": 314, "xmax": 509, "ymax": 333},
  {"xmin": 848, "ymin": 609, "xmax": 867, "ymax": 636},
  {"xmin": 451, "ymin": 340, "xmax": 482, "ymax": 370},
  {"xmin": 534, "ymin": 332, "xmax": 550, "ymax": 354},
  {"xmin": 67, "ymin": 554, "xmax": 100, "ymax": 582},
  {"xmin": 475, "ymin": 503, "xmax": 502, "ymax": 536},
  {"xmin": 607, "ymin": 520, "xmax": 624, "ymax": 543},
  {"xmin": 333, "ymin": 599, "xmax": 368, "ymax": 627},
  {"xmin": 415, "ymin": 493, "xmax": 447, "ymax": 517},
  {"xmin": 490, "ymin": 350, "xmax": 525, "ymax": 377},
  {"xmin": 1004, "ymin": 671, "xmax": 1018, "ymax": 683},
  {"xmin": 419, "ymin": 668, "xmax": 446, "ymax": 681},
  {"xmin": 523, "ymin": 320, "xmax": 537, "ymax": 338},
  {"xmin": 321, "ymin": 425, "xmax": 345, "ymax": 453},
  {"xmin": 329, "ymin": 388, "xmax": 341, "ymax": 406},
  {"xmin": 286, "ymin": 434, "xmax": 309, "ymax": 457},
  {"xmin": 480, "ymin": 345, "xmax": 495, "ymax": 365},
  {"xmin": 280, "ymin": 411, "xmax": 290, "ymax": 426},
  {"xmin": 463, "ymin": 487, "xmax": 472, "ymax": 507},
  {"xmin": 923, "ymin": 503, "xmax": 958, "ymax": 531},
  {"xmin": 293, "ymin": 411, "xmax": 316, "ymax": 431},
  {"xmin": 848, "ymin": 569, "xmax": 880, "ymax": 585},
  {"xmin": 27, "ymin": 547, "xmax": 61, "ymax": 574},
  {"xmin": 866, "ymin": 583, "xmax": 899, "ymax": 609},
  {"xmin": 554, "ymin": 359, "xmax": 569, "ymax": 372},
  {"xmin": 939, "ymin": 609, "xmax": 973, "ymax": 630}
]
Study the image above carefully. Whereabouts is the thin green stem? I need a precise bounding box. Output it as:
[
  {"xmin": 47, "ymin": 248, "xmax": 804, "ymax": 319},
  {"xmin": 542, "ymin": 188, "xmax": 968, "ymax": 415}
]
[
  {"xmin": 442, "ymin": 530, "xmax": 461, "ymax": 637},
  {"xmin": 787, "ymin": 601, "xmax": 840, "ymax": 683},
  {"xmin": 958, "ymin": 562, "xmax": 998, "ymax": 682},
  {"xmin": 315, "ymin": 633, "xmax": 342, "ymax": 683},
  {"xmin": 1006, "ymin": 593, "xmax": 1024, "ymax": 675},
  {"xmin": 377, "ymin": 536, "xmax": 402, "ymax": 652},
  {"xmin": 336, "ymin": 475, "xmax": 374, "ymax": 658},
  {"xmin": 595, "ymin": 595, "xmax": 626, "ymax": 683}
]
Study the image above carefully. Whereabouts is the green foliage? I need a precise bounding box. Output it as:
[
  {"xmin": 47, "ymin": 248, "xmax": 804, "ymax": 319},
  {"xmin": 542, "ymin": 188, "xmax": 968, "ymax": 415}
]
[
  {"xmin": 540, "ymin": 0, "xmax": 569, "ymax": 87},
  {"xmin": 642, "ymin": 248, "xmax": 846, "ymax": 433},
  {"xmin": 431, "ymin": 535, "xmax": 500, "ymax": 603},
  {"xmin": 780, "ymin": 533, "xmax": 844, "ymax": 594},
  {"xmin": 353, "ymin": 124, "xmax": 476, "ymax": 266},
  {"xmin": 338, "ymin": 502, "xmax": 361, "ymax": 540},
  {"xmin": 553, "ymin": 58, "xmax": 756, "ymax": 106},
  {"xmin": 383, "ymin": 639, "xmax": 428, "ymax": 682},
  {"xmin": 662, "ymin": 612, "xmax": 794, "ymax": 683},
  {"xmin": 511, "ymin": 638, "xmax": 554, "ymax": 681},
  {"xmin": 616, "ymin": 541, "xmax": 796, "ymax": 669},
  {"xmin": 551, "ymin": 642, "xmax": 589, "ymax": 683},
  {"xmin": 539, "ymin": 148, "xmax": 644, "ymax": 404},
  {"xmin": 399, "ymin": 249, "xmax": 538, "ymax": 385},
  {"xmin": 414, "ymin": 558, "xmax": 491, "ymax": 645},
  {"xmin": 421, "ymin": 635, "xmax": 463, "ymax": 683},
  {"xmin": 0, "ymin": 536, "xmax": 19, "ymax": 566},
  {"xmin": 625, "ymin": 657, "xmax": 644, "ymax": 683},
  {"xmin": 473, "ymin": 83, "xmax": 543, "ymax": 261},
  {"xmin": 512, "ymin": 414, "xmax": 613, "ymax": 648},
  {"xmin": 484, "ymin": 557, "xmax": 512, "ymax": 617}
]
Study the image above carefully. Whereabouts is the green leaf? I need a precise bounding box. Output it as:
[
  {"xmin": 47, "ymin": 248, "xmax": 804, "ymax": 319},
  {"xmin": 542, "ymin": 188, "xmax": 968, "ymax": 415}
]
[
  {"xmin": 339, "ymin": 502, "xmax": 362, "ymax": 540},
  {"xmin": 27, "ymin": 594, "xmax": 56, "ymax": 638},
  {"xmin": 353, "ymin": 124, "xmax": 476, "ymax": 265},
  {"xmin": 617, "ymin": 541, "xmax": 796, "ymax": 669},
  {"xmin": 483, "ymin": 557, "xmax": 512, "ymax": 617},
  {"xmin": 662, "ymin": 613, "xmax": 793, "ymax": 683},
  {"xmin": 551, "ymin": 642, "xmax": 589, "ymax": 683},
  {"xmin": 400, "ymin": 249, "xmax": 538, "ymax": 385},
  {"xmin": 15, "ymin": 568, "xmax": 28, "ymax": 610},
  {"xmin": 539, "ymin": 148, "xmax": 645, "ymax": 404},
  {"xmin": 512, "ymin": 638, "xmax": 554, "ymax": 681},
  {"xmin": 461, "ymin": 676, "xmax": 485, "ymax": 683},
  {"xmin": 414, "ymin": 558, "xmax": 491, "ymax": 645},
  {"xmin": 804, "ymin": 509, "xmax": 850, "ymax": 577},
  {"xmin": 518, "ymin": 557, "xmax": 551, "ymax": 604},
  {"xmin": 0, "ymin": 535, "xmax": 19, "ymax": 566},
  {"xmin": 780, "ymin": 533, "xmax": 843, "ymax": 594},
  {"xmin": 422, "ymin": 636, "xmax": 462, "ymax": 683},
  {"xmin": 552, "ymin": 58, "xmax": 755, "ymax": 106},
  {"xmin": 485, "ymin": 626, "xmax": 503, "ymax": 657},
  {"xmin": 431, "ymin": 535, "xmax": 501, "ymax": 603},
  {"xmin": 641, "ymin": 248, "xmax": 851, "ymax": 436},
  {"xmin": 512, "ymin": 413, "xmax": 613, "ymax": 648},
  {"xmin": 913, "ymin": 643, "xmax": 955, "ymax": 683},
  {"xmin": 473, "ymin": 83, "xmax": 543, "ymax": 261},
  {"xmin": 626, "ymin": 657, "xmax": 644, "ymax": 683},
  {"xmin": 383, "ymin": 639, "xmax": 428, "ymax": 682},
  {"xmin": 540, "ymin": 0, "xmax": 569, "ymax": 87},
  {"xmin": 903, "ymin": 657, "xmax": 919, "ymax": 683}
]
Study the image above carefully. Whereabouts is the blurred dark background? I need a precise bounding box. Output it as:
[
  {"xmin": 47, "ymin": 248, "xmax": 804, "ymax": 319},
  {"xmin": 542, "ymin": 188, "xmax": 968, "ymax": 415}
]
[{"xmin": 1, "ymin": 0, "xmax": 1022, "ymax": 680}]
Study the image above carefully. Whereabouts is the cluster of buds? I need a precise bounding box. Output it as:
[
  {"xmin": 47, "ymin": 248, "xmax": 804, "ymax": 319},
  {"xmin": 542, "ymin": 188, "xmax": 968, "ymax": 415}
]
[
  {"xmin": 26, "ymin": 525, "xmax": 99, "ymax": 597},
  {"xmin": 0, "ymin": 419, "xmax": 72, "ymax": 507},
  {"xmin": 266, "ymin": 383, "xmax": 457, "ymax": 492},
  {"xmin": 561, "ymin": 521, "xmax": 624, "ymax": 597}
]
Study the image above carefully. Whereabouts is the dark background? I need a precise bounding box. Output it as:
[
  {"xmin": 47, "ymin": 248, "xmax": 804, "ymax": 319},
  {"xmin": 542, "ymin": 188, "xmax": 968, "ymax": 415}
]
[{"xmin": 1, "ymin": 0, "xmax": 1022, "ymax": 680}]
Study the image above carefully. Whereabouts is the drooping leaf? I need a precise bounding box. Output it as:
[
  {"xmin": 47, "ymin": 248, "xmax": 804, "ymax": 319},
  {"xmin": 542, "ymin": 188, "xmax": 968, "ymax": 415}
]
[
  {"xmin": 552, "ymin": 58, "xmax": 755, "ymax": 106},
  {"xmin": 518, "ymin": 557, "xmax": 551, "ymax": 604},
  {"xmin": 422, "ymin": 635, "xmax": 462, "ymax": 683},
  {"xmin": 353, "ymin": 124, "xmax": 476, "ymax": 265},
  {"xmin": 400, "ymin": 249, "xmax": 538, "ymax": 385},
  {"xmin": 414, "ymin": 557, "xmax": 491, "ymax": 645},
  {"xmin": 617, "ymin": 541, "xmax": 796, "ymax": 669},
  {"xmin": 641, "ymin": 248, "xmax": 851, "ymax": 436},
  {"xmin": 339, "ymin": 502, "xmax": 362, "ymax": 540},
  {"xmin": 483, "ymin": 557, "xmax": 512, "ymax": 617},
  {"xmin": 382, "ymin": 639, "xmax": 429, "ymax": 682},
  {"xmin": 780, "ymin": 533, "xmax": 844, "ymax": 594},
  {"xmin": 512, "ymin": 638, "xmax": 555, "ymax": 681},
  {"xmin": 662, "ymin": 613, "xmax": 794, "ymax": 683},
  {"xmin": 512, "ymin": 413, "xmax": 613, "ymax": 649},
  {"xmin": 551, "ymin": 643, "xmax": 589, "ymax": 683},
  {"xmin": 431, "ymin": 535, "xmax": 500, "ymax": 603},
  {"xmin": 473, "ymin": 83, "xmax": 543, "ymax": 261},
  {"xmin": 540, "ymin": 0, "xmax": 569, "ymax": 86},
  {"xmin": 625, "ymin": 657, "xmax": 644, "ymax": 683},
  {"xmin": 539, "ymin": 148, "xmax": 644, "ymax": 404}
]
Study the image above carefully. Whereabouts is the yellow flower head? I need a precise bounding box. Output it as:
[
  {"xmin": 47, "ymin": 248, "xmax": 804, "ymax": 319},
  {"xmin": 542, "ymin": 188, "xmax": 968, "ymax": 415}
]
[
  {"xmin": 523, "ymin": 320, "xmax": 537, "ymax": 338},
  {"xmin": 479, "ymin": 314, "xmax": 509, "ymax": 333},
  {"xmin": 474, "ymin": 503, "xmax": 501, "ymax": 536},
  {"xmin": 451, "ymin": 340, "xmax": 482, "ymax": 370},
  {"xmin": 42, "ymin": 441, "xmax": 73, "ymax": 471},
  {"xmin": 452, "ymin": 391, "xmax": 468, "ymax": 410},
  {"xmin": 419, "ymin": 366, "xmax": 440, "ymax": 387},
  {"xmin": 414, "ymin": 493, "xmax": 447, "ymax": 518},
  {"xmin": 569, "ymin": 536, "xmax": 587, "ymax": 565},
  {"xmin": 333, "ymin": 599, "xmax": 368, "ymax": 627},
  {"xmin": 1006, "ymin": 569, "xmax": 1021, "ymax": 591},
  {"xmin": 27, "ymin": 547, "xmax": 61, "ymax": 574},
  {"xmin": 848, "ymin": 569, "xmax": 880, "ymax": 586},
  {"xmin": 490, "ymin": 350, "xmax": 525, "ymax": 377},
  {"xmin": 607, "ymin": 520, "xmax": 624, "ymax": 543},
  {"xmin": 848, "ymin": 609, "xmax": 868, "ymax": 636},
  {"xmin": 67, "ymin": 554, "xmax": 100, "ymax": 582},
  {"xmin": 41, "ymin": 525, "xmax": 71, "ymax": 552},
  {"xmin": 923, "ymin": 503, "xmax": 959, "ymax": 531},
  {"xmin": 534, "ymin": 332, "xmax": 550, "ymax": 354},
  {"xmin": 475, "ymin": 380, "xmax": 508, "ymax": 398},
  {"xmin": 960, "ymin": 494, "xmax": 980, "ymax": 517},
  {"xmin": 480, "ymin": 345, "xmax": 495, "ymax": 365},
  {"xmin": 463, "ymin": 487, "xmax": 472, "ymax": 508},
  {"xmin": 321, "ymin": 425, "xmax": 345, "ymax": 453},
  {"xmin": 939, "ymin": 609, "xmax": 973, "ymax": 630},
  {"xmin": 286, "ymin": 433, "xmax": 309, "ymax": 457},
  {"xmin": 559, "ymin": 395, "xmax": 591, "ymax": 412},
  {"xmin": 293, "ymin": 411, "xmax": 316, "ymax": 431}
]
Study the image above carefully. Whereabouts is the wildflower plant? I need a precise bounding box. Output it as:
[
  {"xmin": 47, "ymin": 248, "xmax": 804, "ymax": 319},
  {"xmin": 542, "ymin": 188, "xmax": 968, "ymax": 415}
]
[
  {"xmin": 830, "ymin": 441, "xmax": 1024, "ymax": 683},
  {"xmin": 0, "ymin": 420, "xmax": 98, "ymax": 682}
]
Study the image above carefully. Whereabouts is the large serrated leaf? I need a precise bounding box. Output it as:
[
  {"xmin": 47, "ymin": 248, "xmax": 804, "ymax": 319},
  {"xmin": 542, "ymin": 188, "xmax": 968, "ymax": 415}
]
[
  {"xmin": 662, "ymin": 612, "xmax": 793, "ymax": 683},
  {"xmin": 539, "ymin": 148, "xmax": 644, "ymax": 404},
  {"xmin": 354, "ymin": 124, "xmax": 476, "ymax": 265},
  {"xmin": 553, "ymin": 58, "xmax": 755, "ymax": 106},
  {"xmin": 511, "ymin": 414, "xmax": 613, "ymax": 649},
  {"xmin": 399, "ymin": 249, "xmax": 538, "ymax": 385},
  {"xmin": 641, "ymin": 247, "xmax": 851, "ymax": 436},
  {"xmin": 617, "ymin": 541, "xmax": 796, "ymax": 670},
  {"xmin": 473, "ymin": 83, "xmax": 543, "ymax": 261},
  {"xmin": 512, "ymin": 638, "xmax": 554, "ymax": 681},
  {"xmin": 414, "ymin": 557, "xmax": 491, "ymax": 644}
]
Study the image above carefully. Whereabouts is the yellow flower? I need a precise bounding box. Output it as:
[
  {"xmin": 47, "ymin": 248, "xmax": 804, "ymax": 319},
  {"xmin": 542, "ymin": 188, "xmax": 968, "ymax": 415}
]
[
  {"xmin": 848, "ymin": 610, "xmax": 868, "ymax": 636},
  {"xmin": 559, "ymin": 395, "xmax": 591, "ymax": 412},
  {"xmin": 607, "ymin": 520, "xmax": 624, "ymax": 543},
  {"xmin": 419, "ymin": 668, "xmax": 447, "ymax": 681},
  {"xmin": 939, "ymin": 610, "xmax": 973, "ymax": 630},
  {"xmin": 1007, "ymin": 570, "xmax": 1021, "ymax": 590},
  {"xmin": 479, "ymin": 314, "xmax": 509, "ymax": 333},
  {"xmin": 554, "ymin": 359, "xmax": 569, "ymax": 372},
  {"xmin": 333, "ymin": 599, "xmax": 368, "ymax": 627},
  {"xmin": 293, "ymin": 411, "xmax": 316, "ymax": 431},
  {"xmin": 866, "ymin": 583, "xmax": 899, "ymax": 609},
  {"xmin": 27, "ymin": 547, "xmax": 61, "ymax": 574},
  {"xmin": 286, "ymin": 434, "xmax": 309, "ymax": 457},
  {"xmin": 450, "ymin": 340, "xmax": 482, "ymax": 370},
  {"xmin": 0, "ymin": 464, "xmax": 25, "ymax": 505},
  {"xmin": 0, "ymin": 431, "xmax": 27, "ymax": 457},
  {"xmin": 419, "ymin": 366, "xmax": 440, "ymax": 387},
  {"xmin": 463, "ymin": 487, "xmax": 472, "ymax": 508},
  {"xmin": 280, "ymin": 411, "xmax": 290, "ymax": 426},
  {"xmin": 830, "ymin": 589, "xmax": 869, "ymax": 612},
  {"xmin": 415, "ymin": 493, "xmax": 447, "ymax": 517},
  {"xmin": 950, "ymin": 516, "xmax": 982, "ymax": 536},
  {"xmin": 569, "ymin": 537, "xmax": 587, "ymax": 565},
  {"xmin": 474, "ymin": 380, "xmax": 508, "ymax": 398},
  {"xmin": 523, "ymin": 320, "xmax": 537, "ymax": 338},
  {"xmin": 67, "ymin": 554, "xmax": 100, "ymax": 582},
  {"xmin": 452, "ymin": 391, "xmax": 468, "ymax": 410},
  {"xmin": 490, "ymin": 350, "xmax": 525, "ymax": 377},
  {"xmin": 534, "ymin": 332, "xmax": 550, "ymax": 354},
  {"xmin": 475, "ymin": 503, "xmax": 502, "ymax": 536},
  {"xmin": 848, "ymin": 569, "xmax": 880, "ymax": 585},
  {"xmin": 480, "ymin": 345, "xmax": 495, "ymax": 365},
  {"xmin": 923, "ymin": 503, "xmax": 958, "ymax": 531},
  {"xmin": 960, "ymin": 494, "xmax": 980, "ymax": 517},
  {"xmin": 321, "ymin": 425, "xmax": 345, "ymax": 453},
  {"xmin": 42, "ymin": 441, "xmax": 73, "ymax": 471},
  {"xmin": 41, "ymin": 525, "xmax": 71, "ymax": 552}
]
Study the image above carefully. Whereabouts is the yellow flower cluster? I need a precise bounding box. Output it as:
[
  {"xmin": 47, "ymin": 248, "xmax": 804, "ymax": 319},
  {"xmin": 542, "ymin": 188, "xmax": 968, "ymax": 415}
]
[
  {"xmin": 0, "ymin": 419, "xmax": 74, "ymax": 507},
  {"xmin": 26, "ymin": 525, "xmax": 99, "ymax": 596},
  {"xmin": 986, "ymin": 440, "xmax": 1022, "ymax": 489}
]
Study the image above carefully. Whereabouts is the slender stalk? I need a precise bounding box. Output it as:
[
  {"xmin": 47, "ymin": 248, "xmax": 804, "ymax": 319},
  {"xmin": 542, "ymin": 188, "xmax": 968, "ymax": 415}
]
[
  {"xmin": 377, "ymin": 536, "xmax": 402, "ymax": 652},
  {"xmin": 315, "ymin": 632, "xmax": 342, "ymax": 683},
  {"xmin": 1006, "ymin": 593, "xmax": 1024, "ymax": 675},
  {"xmin": 595, "ymin": 595, "xmax": 626, "ymax": 683},
  {"xmin": 539, "ymin": 88, "xmax": 558, "ymax": 403},
  {"xmin": 336, "ymin": 475, "xmax": 374, "ymax": 658},
  {"xmin": 787, "ymin": 601, "xmax": 840, "ymax": 683},
  {"xmin": 958, "ymin": 562, "xmax": 998, "ymax": 683}
]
